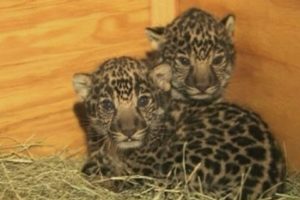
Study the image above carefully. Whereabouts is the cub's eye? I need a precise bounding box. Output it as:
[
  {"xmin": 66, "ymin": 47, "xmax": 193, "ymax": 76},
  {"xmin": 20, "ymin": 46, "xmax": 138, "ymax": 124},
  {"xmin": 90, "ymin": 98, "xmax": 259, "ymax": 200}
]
[
  {"xmin": 101, "ymin": 99, "xmax": 114, "ymax": 111},
  {"xmin": 212, "ymin": 56, "xmax": 223, "ymax": 65},
  {"xmin": 178, "ymin": 57, "xmax": 190, "ymax": 66},
  {"xmin": 138, "ymin": 96, "xmax": 150, "ymax": 107}
]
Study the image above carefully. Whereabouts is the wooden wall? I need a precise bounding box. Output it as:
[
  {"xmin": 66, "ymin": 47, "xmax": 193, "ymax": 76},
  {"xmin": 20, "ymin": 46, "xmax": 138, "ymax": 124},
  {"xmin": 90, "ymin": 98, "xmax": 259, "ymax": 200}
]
[
  {"xmin": 0, "ymin": 0, "xmax": 300, "ymax": 170},
  {"xmin": 0, "ymin": 0, "xmax": 152, "ymax": 155}
]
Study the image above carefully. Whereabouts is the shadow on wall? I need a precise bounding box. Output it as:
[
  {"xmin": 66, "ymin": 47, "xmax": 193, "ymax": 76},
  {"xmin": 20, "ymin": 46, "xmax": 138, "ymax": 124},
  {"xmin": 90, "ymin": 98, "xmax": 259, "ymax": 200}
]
[{"xmin": 73, "ymin": 103, "xmax": 93, "ymax": 155}]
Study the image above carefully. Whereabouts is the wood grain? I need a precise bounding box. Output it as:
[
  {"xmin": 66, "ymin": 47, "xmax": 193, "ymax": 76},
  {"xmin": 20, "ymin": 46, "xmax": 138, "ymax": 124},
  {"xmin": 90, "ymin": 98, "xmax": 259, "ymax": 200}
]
[
  {"xmin": 150, "ymin": 0, "xmax": 178, "ymax": 26},
  {"xmin": 0, "ymin": 0, "xmax": 151, "ymax": 155},
  {"xmin": 1, "ymin": 0, "xmax": 300, "ymax": 171},
  {"xmin": 179, "ymin": 0, "xmax": 300, "ymax": 170}
]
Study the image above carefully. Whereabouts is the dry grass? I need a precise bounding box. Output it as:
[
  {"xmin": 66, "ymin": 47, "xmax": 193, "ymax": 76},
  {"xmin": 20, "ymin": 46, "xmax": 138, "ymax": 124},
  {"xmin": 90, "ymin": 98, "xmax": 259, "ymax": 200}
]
[{"xmin": 0, "ymin": 141, "xmax": 299, "ymax": 200}]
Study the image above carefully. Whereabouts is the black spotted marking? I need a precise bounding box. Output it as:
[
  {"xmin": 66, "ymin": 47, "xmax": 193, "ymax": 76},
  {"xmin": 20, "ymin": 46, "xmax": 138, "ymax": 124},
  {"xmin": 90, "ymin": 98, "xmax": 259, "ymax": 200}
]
[
  {"xmin": 197, "ymin": 170, "xmax": 204, "ymax": 180},
  {"xmin": 270, "ymin": 146, "xmax": 282, "ymax": 163},
  {"xmin": 172, "ymin": 37, "xmax": 178, "ymax": 43},
  {"xmin": 142, "ymin": 168, "xmax": 154, "ymax": 176},
  {"xmin": 86, "ymin": 102, "xmax": 96, "ymax": 117},
  {"xmin": 236, "ymin": 116, "xmax": 247, "ymax": 124},
  {"xmin": 166, "ymin": 115, "xmax": 176, "ymax": 126},
  {"xmin": 153, "ymin": 163, "xmax": 160, "ymax": 171},
  {"xmin": 161, "ymin": 161, "xmax": 174, "ymax": 175},
  {"xmin": 227, "ymin": 109, "xmax": 241, "ymax": 115},
  {"xmin": 195, "ymin": 122, "xmax": 206, "ymax": 129},
  {"xmin": 175, "ymin": 154, "xmax": 183, "ymax": 163},
  {"xmin": 184, "ymin": 115, "xmax": 202, "ymax": 124},
  {"xmin": 196, "ymin": 147, "xmax": 213, "ymax": 156},
  {"xmin": 91, "ymin": 94, "xmax": 97, "ymax": 99},
  {"xmin": 214, "ymin": 149, "xmax": 229, "ymax": 161},
  {"xmin": 269, "ymin": 161, "xmax": 279, "ymax": 183},
  {"xmin": 224, "ymin": 113, "xmax": 235, "ymax": 120},
  {"xmin": 183, "ymin": 125, "xmax": 197, "ymax": 132},
  {"xmin": 244, "ymin": 178, "xmax": 259, "ymax": 187},
  {"xmin": 100, "ymin": 166, "xmax": 112, "ymax": 176},
  {"xmin": 171, "ymin": 143, "xmax": 184, "ymax": 152},
  {"xmin": 184, "ymin": 32, "xmax": 191, "ymax": 41},
  {"xmin": 220, "ymin": 123, "xmax": 230, "ymax": 129},
  {"xmin": 82, "ymin": 161, "xmax": 98, "ymax": 175},
  {"xmin": 205, "ymin": 107, "xmax": 216, "ymax": 113},
  {"xmin": 228, "ymin": 124, "xmax": 245, "ymax": 135},
  {"xmin": 225, "ymin": 163, "xmax": 240, "ymax": 175},
  {"xmin": 187, "ymin": 140, "xmax": 200, "ymax": 149},
  {"xmin": 232, "ymin": 136, "xmax": 256, "ymax": 146},
  {"xmin": 167, "ymin": 151, "xmax": 175, "ymax": 158},
  {"xmin": 249, "ymin": 125, "xmax": 265, "ymax": 141},
  {"xmin": 185, "ymin": 163, "xmax": 194, "ymax": 173},
  {"xmin": 208, "ymin": 112, "xmax": 220, "ymax": 119},
  {"xmin": 156, "ymin": 149, "xmax": 164, "ymax": 159},
  {"xmin": 246, "ymin": 146, "xmax": 266, "ymax": 160},
  {"xmin": 205, "ymin": 136, "xmax": 219, "ymax": 145},
  {"xmin": 234, "ymin": 154, "xmax": 251, "ymax": 165},
  {"xmin": 190, "ymin": 155, "xmax": 202, "ymax": 165},
  {"xmin": 204, "ymin": 158, "xmax": 221, "ymax": 174},
  {"xmin": 262, "ymin": 181, "xmax": 272, "ymax": 192},
  {"xmin": 144, "ymin": 157, "xmax": 156, "ymax": 165},
  {"xmin": 205, "ymin": 173, "xmax": 213, "ymax": 185},
  {"xmin": 178, "ymin": 39, "xmax": 185, "ymax": 46},
  {"xmin": 208, "ymin": 118, "xmax": 222, "ymax": 126},
  {"xmin": 194, "ymin": 131, "xmax": 205, "ymax": 138},
  {"xmin": 240, "ymin": 188, "xmax": 254, "ymax": 200},
  {"xmin": 250, "ymin": 163, "xmax": 265, "ymax": 177},
  {"xmin": 208, "ymin": 128, "xmax": 224, "ymax": 136},
  {"xmin": 93, "ymin": 85, "xmax": 100, "ymax": 93},
  {"xmin": 218, "ymin": 177, "xmax": 231, "ymax": 185},
  {"xmin": 221, "ymin": 143, "xmax": 239, "ymax": 153},
  {"xmin": 132, "ymin": 167, "xmax": 140, "ymax": 173}
]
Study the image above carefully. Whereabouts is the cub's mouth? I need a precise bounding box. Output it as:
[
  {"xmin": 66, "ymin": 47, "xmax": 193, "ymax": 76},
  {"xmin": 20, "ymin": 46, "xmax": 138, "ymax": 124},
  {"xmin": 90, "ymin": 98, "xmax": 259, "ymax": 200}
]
[
  {"xmin": 173, "ymin": 83, "xmax": 220, "ymax": 101},
  {"xmin": 117, "ymin": 140, "xmax": 143, "ymax": 150},
  {"xmin": 109, "ymin": 127, "xmax": 148, "ymax": 150}
]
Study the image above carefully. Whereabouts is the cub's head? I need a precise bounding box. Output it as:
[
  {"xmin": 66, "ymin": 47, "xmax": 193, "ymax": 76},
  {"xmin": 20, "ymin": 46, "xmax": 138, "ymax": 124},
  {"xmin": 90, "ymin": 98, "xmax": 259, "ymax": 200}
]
[
  {"xmin": 73, "ymin": 57, "xmax": 166, "ymax": 150},
  {"xmin": 146, "ymin": 8, "xmax": 235, "ymax": 101}
]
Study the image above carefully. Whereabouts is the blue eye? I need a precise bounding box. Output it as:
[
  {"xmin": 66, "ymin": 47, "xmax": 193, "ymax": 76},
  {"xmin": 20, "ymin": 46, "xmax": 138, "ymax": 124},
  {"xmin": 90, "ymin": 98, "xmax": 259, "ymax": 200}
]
[
  {"xmin": 178, "ymin": 57, "xmax": 190, "ymax": 66},
  {"xmin": 138, "ymin": 96, "xmax": 150, "ymax": 107},
  {"xmin": 212, "ymin": 56, "xmax": 223, "ymax": 65},
  {"xmin": 101, "ymin": 99, "xmax": 114, "ymax": 111}
]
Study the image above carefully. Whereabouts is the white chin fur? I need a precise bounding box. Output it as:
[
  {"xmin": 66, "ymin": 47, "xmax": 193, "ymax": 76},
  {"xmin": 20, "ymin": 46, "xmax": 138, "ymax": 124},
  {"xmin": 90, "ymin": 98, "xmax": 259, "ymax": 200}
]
[
  {"xmin": 186, "ymin": 85, "xmax": 219, "ymax": 100},
  {"xmin": 189, "ymin": 93, "xmax": 212, "ymax": 100},
  {"xmin": 117, "ymin": 141, "xmax": 142, "ymax": 149}
]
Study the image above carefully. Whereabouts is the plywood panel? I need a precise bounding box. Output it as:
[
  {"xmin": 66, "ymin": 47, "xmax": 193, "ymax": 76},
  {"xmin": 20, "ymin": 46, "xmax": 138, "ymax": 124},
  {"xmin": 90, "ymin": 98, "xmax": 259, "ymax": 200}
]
[
  {"xmin": 179, "ymin": 0, "xmax": 300, "ymax": 170},
  {"xmin": 0, "ymin": 0, "xmax": 151, "ymax": 155},
  {"xmin": 150, "ymin": 0, "xmax": 178, "ymax": 26},
  {"xmin": 1, "ymin": 0, "xmax": 299, "ymax": 171}
]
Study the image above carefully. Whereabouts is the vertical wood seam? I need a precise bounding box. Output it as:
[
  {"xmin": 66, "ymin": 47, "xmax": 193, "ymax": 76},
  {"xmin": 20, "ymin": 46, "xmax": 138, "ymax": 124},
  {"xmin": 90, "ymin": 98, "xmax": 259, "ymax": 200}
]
[{"xmin": 150, "ymin": 0, "xmax": 179, "ymax": 26}]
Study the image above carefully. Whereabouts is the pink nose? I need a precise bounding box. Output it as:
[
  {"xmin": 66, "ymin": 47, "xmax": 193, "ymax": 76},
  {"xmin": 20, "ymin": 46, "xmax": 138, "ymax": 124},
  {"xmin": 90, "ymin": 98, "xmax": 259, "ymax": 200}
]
[
  {"xmin": 196, "ymin": 83, "xmax": 210, "ymax": 92},
  {"xmin": 122, "ymin": 129, "xmax": 136, "ymax": 137}
]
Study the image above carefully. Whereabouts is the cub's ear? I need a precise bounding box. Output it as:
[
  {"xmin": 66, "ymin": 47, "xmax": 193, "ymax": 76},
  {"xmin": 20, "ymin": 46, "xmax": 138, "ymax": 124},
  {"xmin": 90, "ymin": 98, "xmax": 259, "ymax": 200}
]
[
  {"xmin": 220, "ymin": 14, "xmax": 235, "ymax": 38},
  {"xmin": 72, "ymin": 73, "xmax": 92, "ymax": 101},
  {"xmin": 145, "ymin": 26, "xmax": 166, "ymax": 49},
  {"xmin": 149, "ymin": 64, "xmax": 172, "ymax": 92}
]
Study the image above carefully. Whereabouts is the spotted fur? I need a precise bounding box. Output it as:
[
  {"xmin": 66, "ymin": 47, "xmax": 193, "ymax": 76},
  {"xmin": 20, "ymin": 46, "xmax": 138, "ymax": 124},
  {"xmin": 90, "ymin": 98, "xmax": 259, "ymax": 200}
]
[
  {"xmin": 73, "ymin": 57, "xmax": 285, "ymax": 200},
  {"xmin": 146, "ymin": 8, "xmax": 235, "ymax": 102}
]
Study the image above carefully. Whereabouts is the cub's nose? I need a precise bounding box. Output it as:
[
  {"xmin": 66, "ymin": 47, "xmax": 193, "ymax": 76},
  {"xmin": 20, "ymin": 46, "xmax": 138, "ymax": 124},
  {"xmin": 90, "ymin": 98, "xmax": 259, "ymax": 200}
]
[
  {"xmin": 186, "ymin": 75, "xmax": 210, "ymax": 92},
  {"xmin": 195, "ymin": 83, "xmax": 210, "ymax": 92},
  {"xmin": 122, "ymin": 128, "xmax": 136, "ymax": 137}
]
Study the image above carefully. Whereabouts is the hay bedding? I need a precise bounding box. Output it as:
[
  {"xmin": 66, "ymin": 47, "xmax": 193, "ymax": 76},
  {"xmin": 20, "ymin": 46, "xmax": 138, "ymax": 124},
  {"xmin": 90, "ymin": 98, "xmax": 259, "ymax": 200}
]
[
  {"xmin": 0, "ymin": 148, "xmax": 299, "ymax": 200},
  {"xmin": 0, "ymin": 154, "xmax": 160, "ymax": 200}
]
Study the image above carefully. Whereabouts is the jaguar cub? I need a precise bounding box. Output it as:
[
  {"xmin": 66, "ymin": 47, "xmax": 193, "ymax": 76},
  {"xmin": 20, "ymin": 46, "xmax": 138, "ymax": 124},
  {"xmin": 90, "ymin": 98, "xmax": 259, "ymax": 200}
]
[
  {"xmin": 73, "ymin": 57, "xmax": 285, "ymax": 200},
  {"xmin": 146, "ymin": 8, "xmax": 235, "ymax": 102}
]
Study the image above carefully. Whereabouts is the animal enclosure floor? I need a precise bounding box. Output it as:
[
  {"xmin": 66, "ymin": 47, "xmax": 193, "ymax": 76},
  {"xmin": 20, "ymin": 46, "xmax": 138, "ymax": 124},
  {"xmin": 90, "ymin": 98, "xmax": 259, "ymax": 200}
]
[{"xmin": 0, "ymin": 152, "xmax": 299, "ymax": 200}]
